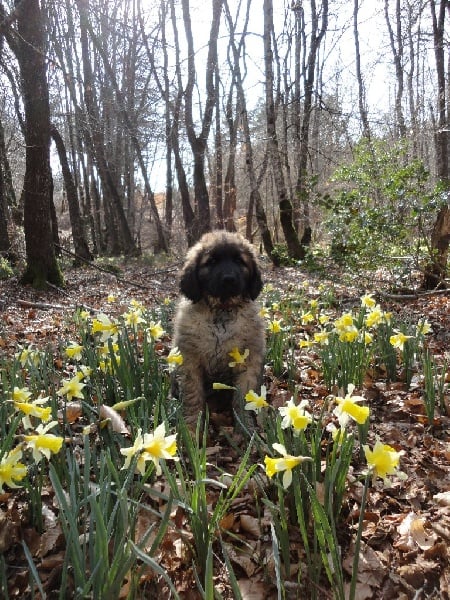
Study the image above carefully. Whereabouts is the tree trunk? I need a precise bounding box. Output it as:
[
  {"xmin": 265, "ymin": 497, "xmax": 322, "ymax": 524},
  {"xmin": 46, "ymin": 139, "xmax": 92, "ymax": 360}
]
[
  {"xmin": 51, "ymin": 125, "xmax": 93, "ymax": 264},
  {"xmin": 423, "ymin": 0, "xmax": 449, "ymax": 289},
  {"xmin": 224, "ymin": 0, "xmax": 276, "ymax": 260},
  {"xmin": 76, "ymin": 0, "xmax": 136, "ymax": 256},
  {"xmin": 8, "ymin": 0, "xmax": 62, "ymax": 287},
  {"xmin": 263, "ymin": 0, "xmax": 304, "ymax": 260},
  {"xmin": 181, "ymin": 0, "xmax": 223, "ymax": 242}
]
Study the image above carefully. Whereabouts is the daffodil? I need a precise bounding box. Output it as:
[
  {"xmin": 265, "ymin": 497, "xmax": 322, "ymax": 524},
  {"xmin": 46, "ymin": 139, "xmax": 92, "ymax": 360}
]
[
  {"xmin": 130, "ymin": 299, "xmax": 145, "ymax": 310},
  {"xmin": 121, "ymin": 423, "xmax": 178, "ymax": 476},
  {"xmin": 264, "ymin": 443, "xmax": 312, "ymax": 489},
  {"xmin": 13, "ymin": 392, "xmax": 52, "ymax": 430},
  {"xmin": 166, "ymin": 347, "xmax": 183, "ymax": 371},
  {"xmin": 416, "ymin": 319, "xmax": 432, "ymax": 336},
  {"xmin": 57, "ymin": 375, "xmax": 86, "ymax": 400},
  {"xmin": 98, "ymin": 341, "xmax": 119, "ymax": 356},
  {"xmin": 334, "ymin": 313, "xmax": 359, "ymax": 342},
  {"xmin": 107, "ymin": 294, "xmax": 117, "ymax": 303},
  {"xmin": 279, "ymin": 398, "xmax": 312, "ymax": 433},
  {"xmin": 23, "ymin": 421, "xmax": 64, "ymax": 463},
  {"xmin": 259, "ymin": 306, "xmax": 270, "ymax": 319},
  {"xmin": 390, "ymin": 331, "xmax": 413, "ymax": 351},
  {"xmin": 123, "ymin": 309, "xmax": 145, "ymax": 328},
  {"xmin": 91, "ymin": 313, "xmax": 119, "ymax": 342},
  {"xmin": 245, "ymin": 386, "xmax": 269, "ymax": 413},
  {"xmin": 301, "ymin": 311, "xmax": 315, "ymax": 325},
  {"xmin": 365, "ymin": 305, "xmax": 384, "ymax": 328},
  {"xmin": 15, "ymin": 346, "xmax": 41, "ymax": 368},
  {"xmin": 363, "ymin": 438, "xmax": 404, "ymax": 484},
  {"xmin": 267, "ymin": 319, "xmax": 282, "ymax": 334},
  {"xmin": 12, "ymin": 386, "xmax": 32, "ymax": 404},
  {"xmin": 147, "ymin": 320, "xmax": 165, "ymax": 341},
  {"xmin": 314, "ymin": 330, "xmax": 329, "ymax": 345},
  {"xmin": 0, "ymin": 447, "xmax": 27, "ymax": 492},
  {"xmin": 361, "ymin": 293, "xmax": 376, "ymax": 309},
  {"xmin": 333, "ymin": 384, "xmax": 370, "ymax": 427},
  {"xmin": 363, "ymin": 331, "xmax": 373, "ymax": 345},
  {"xmin": 228, "ymin": 347, "xmax": 249, "ymax": 367},
  {"xmin": 65, "ymin": 342, "xmax": 84, "ymax": 361},
  {"xmin": 319, "ymin": 314, "xmax": 330, "ymax": 325}
]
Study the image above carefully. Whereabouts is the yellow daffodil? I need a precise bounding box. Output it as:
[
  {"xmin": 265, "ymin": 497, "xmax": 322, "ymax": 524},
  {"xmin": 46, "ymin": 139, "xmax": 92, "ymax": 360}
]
[
  {"xmin": 264, "ymin": 443, "xmax": 312, "ymax": 489},
  {"xmin": 123, "ymin": 309, "xmax": 145, "ymax": 328},
  {"xmin": 279, "ymin": 398, "xmax": 312, "ymax": 432},
  {"xmin": 364, "ymin": 438, "xmax": 404, "ymax": 484},
  {"xmin": 0, "ymin": 447, "xmax": 27, "ymax": 492},
  {"xmin": 268, "ymin": 319, "xmax": 282, "ymax": 334},
  {"xmin": 12, "ymin": 386, "xmax": 32, "ymax": 404},
  {"xmin": 361, "ymin": 293, "xmax": 376, "ymax": 309},
  {"xmin": 57, "ymin": 375, "xmax": 86, "ymax": 400},
  {"xmin": 65, "ymin": 342, "xmax": 84, "ymax": 361},
  {"xmin": 390, "ymin": 331, "xmax": 413, "ymax": 351},
  {"xmin": 78, "ymin": 309, "xmax": 90, "ymax": 320},
  {"xmin": 314, "ymin": 330, "xmax": 329, "ymax": 345},
  {"xmin": 299, "ymin": 336, "xmax": 313, "ymax": 348},
  {"xmin": 98, "ymin": 341, "xmax": 119, "ymax": 357},
  {"xmin": 15, "ymin": 346, "xmax": 41, "ymax": 368},
  {"xmin": 107, "ymin": 294, "xmax": 117, "ymax": 303},
  {"xmin": 301, "ymin": 311, "xmax": 315, "ymax": 325},
  {"xmin": 319, "ymin": 314, "xmax": 330, "ymax": 325},
  {"xmin": 130, "ymin": 299, "xmax": 145, "ymax": 310},
  {"xmin": 23, "ymin": 421, "xmax": 64, "ymax": 463},
  {"xmin": 76, "ymin": 365, "xmax": 92, "ymax": 380},
  {"xmin": 121, "ymin": 423, "xmax": 178, "ymax": 476},
  {"xmin": 416, "ymin": 319, "xmax": 432, "ymax": 336},
  {"xmin": 245, "ymin": 386, "xmax": 269, "ymax": 413},
  {"xmin": 271, "ymin": 302, "xmax": 279, "ymax": 311},
  {"xmin": 147, "ymin": 320, "xmax": 165, "ymax": 341},
  {"xmin": 309, "ymin": 299, "xmax": 319, "ymax": 311},
  {"xmin": 91, "ymin": 313, "xmax": 119, "ymax": 342},
  {"xmin": 166, "ymin": 347, "xmax": 184, "ymax": 371},
  {"xmin": 333, "ymin": 384, "xmax": 370, "ymax": 427},
  {"xmin": 259, "ymin": 306, "xmax": 270, "ymax": 319},
  {"xmin": 365, "ymin": 305, "xmax": 384, "ymax": 328},
  {"xmin": 228, "ymin": 347, "xmax": 249, "ymax": 367},
  {"xmin": 13, "ymin": 393, "xmax": 52, "ymax": 430},
  {"xmin": 326, "ymin": 422, "xmax": 348, "ymax": 445},
  {"xmin": 363, "ymin": 331, "xmax": 373, "ymax": 345},
  {"xmin": 334, "ymin": 313, "xmax": 359, "ymax": 342}
]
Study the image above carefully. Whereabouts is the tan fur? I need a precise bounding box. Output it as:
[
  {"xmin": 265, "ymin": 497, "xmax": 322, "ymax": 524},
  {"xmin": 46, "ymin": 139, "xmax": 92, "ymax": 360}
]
[{"xmin": 173, "ymin": 231, "xmax": 266, "ymax": 428}]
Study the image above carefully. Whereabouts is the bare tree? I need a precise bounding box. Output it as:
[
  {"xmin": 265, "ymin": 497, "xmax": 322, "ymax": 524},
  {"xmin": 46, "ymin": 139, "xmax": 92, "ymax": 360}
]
[
  {"xmin": 264, "ymin": 0, "xmax": 304, "ymax": 259},
  {"xmin": 353, "ymin": 0, "xmax": 371, "ymax": 139},
  {"xmin": 423, "ymin": 0, "xmax": 449, "ymax": 289},
  {"xmin": 0, "ymin": 0, "xmax": 62, "ymax": 287},
  {"xmin": 180, "ymin": 0, "xmax": 223, "ymax": 243},
  {"xmin": 384, "ymin": 0, "xmax": 407, "ymax": 138}
]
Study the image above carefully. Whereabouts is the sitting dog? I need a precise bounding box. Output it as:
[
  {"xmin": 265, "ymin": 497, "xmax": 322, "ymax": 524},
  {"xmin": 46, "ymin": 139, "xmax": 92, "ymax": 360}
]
[{"xmin": 172, "ymin": 230, "xmax": 266, "ymax": 429}]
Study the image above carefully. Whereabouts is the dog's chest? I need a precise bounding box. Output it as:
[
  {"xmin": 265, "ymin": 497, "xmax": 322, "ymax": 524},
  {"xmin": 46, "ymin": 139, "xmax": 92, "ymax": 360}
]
[{"xmin": 210, "ymin": 310, "xmax": 240, "ymax": 343}]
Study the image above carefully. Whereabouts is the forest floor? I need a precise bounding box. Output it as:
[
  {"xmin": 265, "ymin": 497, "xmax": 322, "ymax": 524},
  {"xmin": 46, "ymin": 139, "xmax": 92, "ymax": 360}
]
[{"xmin": 1, "ymin": 256, "xmax": 450, "ymax": 599}]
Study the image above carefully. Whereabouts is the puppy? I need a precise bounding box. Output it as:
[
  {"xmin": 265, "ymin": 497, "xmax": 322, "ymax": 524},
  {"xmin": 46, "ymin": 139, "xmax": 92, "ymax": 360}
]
[{"xmin": 172, "ymin": 231, "xmax": 266, "ymax": 430}]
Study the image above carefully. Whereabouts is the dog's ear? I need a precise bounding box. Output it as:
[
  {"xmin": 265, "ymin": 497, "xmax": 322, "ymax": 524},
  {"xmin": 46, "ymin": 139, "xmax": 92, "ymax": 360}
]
[
  {"xmin": 247, "ymin": 261, "xmax": 263, "ymax": 300},
  {"xmin": 180, "ymin": 262, "xmax": 202, "ymax": 302}
]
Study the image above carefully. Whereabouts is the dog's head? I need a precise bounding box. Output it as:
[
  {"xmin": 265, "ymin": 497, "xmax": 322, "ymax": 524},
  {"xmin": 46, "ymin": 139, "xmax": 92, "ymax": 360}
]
[{"xmin": 179, "ymin": 231, "xmax": 263, "ymax": 304}]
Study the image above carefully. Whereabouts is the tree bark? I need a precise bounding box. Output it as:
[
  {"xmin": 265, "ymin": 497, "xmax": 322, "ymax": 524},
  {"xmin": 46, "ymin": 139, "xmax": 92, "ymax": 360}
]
[
  {"xmin": 6, "ymin": 0, "xmax": 63, "ymax": 287},
  {"xmin": 263, "ymin": 0, "xmax": 304, "ymax": 260},
  {"xmin": 423, "ymin": 0, "xmax": 449, "ymax": 289},
  {"xmin": 51, "ymin": 124, "xmax": 93, "ymax": 264}
]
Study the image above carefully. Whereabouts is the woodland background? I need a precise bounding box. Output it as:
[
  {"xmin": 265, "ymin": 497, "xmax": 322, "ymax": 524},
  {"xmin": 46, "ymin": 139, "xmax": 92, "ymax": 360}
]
[{"xmin": 0, "ymin": 0, "xmax": 448, "ymax": 288}]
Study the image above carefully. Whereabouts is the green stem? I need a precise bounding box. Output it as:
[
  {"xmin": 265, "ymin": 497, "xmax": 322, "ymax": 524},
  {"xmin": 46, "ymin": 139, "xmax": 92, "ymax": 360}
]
[{"xmin": 349, "ymin": 471, "xmax": 371, "ymax": 600}]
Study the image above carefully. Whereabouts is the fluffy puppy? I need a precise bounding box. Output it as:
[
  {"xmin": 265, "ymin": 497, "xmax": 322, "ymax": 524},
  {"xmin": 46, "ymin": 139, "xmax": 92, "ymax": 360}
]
[{"xmin": 172, "ymin": 231, "xmax": 266, "ymax": 429}]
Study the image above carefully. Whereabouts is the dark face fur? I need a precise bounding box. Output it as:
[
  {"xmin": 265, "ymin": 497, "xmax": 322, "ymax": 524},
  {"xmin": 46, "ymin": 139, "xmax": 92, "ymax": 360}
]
[{"xmin": 180, "ymin": 233, "xmax": 263, "ymax": 303}]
